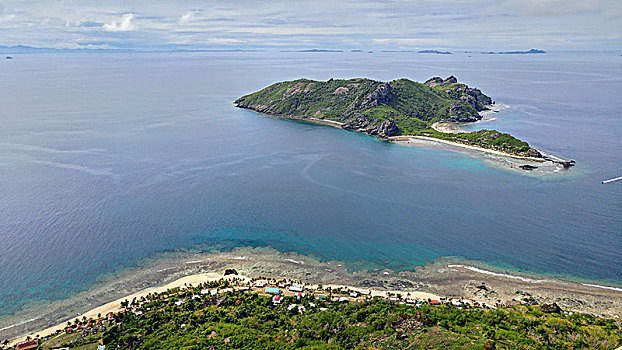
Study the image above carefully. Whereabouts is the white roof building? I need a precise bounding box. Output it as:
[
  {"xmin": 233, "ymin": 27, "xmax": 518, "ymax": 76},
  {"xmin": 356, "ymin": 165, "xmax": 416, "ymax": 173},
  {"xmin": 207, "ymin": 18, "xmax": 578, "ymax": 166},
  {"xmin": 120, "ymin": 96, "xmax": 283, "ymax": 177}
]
[{"xmin": 288, "ymin": 285, "xmax": 304, "ymax": 292}]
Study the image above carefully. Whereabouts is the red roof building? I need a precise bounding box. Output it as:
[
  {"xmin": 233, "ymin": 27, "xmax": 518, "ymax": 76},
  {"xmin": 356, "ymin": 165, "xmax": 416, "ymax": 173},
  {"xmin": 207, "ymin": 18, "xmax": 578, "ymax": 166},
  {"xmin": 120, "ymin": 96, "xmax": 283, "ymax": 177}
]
[
  {"xmin": 107, "ymin": 312, "xmax": 114, "ymax": 321},
  {"xmin": 430, "ymin": 300, "xmax": 440, "ymax": 305},
  {"xmin": 15, "ymin": 339, "xmax": 39, "ymax": 350}
]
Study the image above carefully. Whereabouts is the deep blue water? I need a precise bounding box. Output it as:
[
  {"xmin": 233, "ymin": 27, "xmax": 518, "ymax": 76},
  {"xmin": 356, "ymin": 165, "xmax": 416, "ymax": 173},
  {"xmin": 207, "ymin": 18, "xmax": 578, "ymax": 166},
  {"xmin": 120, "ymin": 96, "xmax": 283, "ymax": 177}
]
[{"xmin": 1, "ymin": 51, "xmax": 621, "ymax": 319}]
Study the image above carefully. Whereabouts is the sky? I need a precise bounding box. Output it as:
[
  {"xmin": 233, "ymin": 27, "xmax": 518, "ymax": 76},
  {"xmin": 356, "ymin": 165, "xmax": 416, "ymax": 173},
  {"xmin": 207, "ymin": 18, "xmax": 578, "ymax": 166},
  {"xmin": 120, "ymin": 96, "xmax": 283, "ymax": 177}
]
[{"xmin": 0, "ymin": 0, "xmax": 620, "ymax": 51}]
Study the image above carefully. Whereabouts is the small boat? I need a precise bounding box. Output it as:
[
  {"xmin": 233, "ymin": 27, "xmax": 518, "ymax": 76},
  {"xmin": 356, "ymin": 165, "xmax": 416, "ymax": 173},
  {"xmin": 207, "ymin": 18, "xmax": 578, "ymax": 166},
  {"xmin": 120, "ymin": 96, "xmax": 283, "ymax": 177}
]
[
  {"xmin": 6, "ymin": 56, "xmax": 13, "ymax": 60},
  {"xmin": 602, "ymin": 176, "xmax": 622, "ymax": 184}
]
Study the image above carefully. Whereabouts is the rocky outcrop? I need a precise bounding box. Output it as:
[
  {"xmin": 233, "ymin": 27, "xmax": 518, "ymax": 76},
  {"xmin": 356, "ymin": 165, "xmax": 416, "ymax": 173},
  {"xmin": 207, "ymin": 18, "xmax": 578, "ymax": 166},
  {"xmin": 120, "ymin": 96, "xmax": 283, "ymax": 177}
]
[
  {"xmin": 443, "ymin": 75, "xmax": 457, "ymax": 84},
  {"xmin": 423, "ymin": 76, "xmax": 492, "ymax": 111},
  {"xmin": 342, "ymin": 115, "xmax": 399, "ymax": 139},
  {"xmin": 363, "ymin": 83, "xmax": 393, "ymax": 106},
  {"xmin": 541, "ymin": 303, "xmax": 562, "ymax": 314},
  {"xmin": 424, "ymin": 77, "xmax": 443, "ymax": 87},
  {"xmin": 447, "ymin": 103, "xmax": 480, "ymax": 122},
  {"xmin": 342, "ymin": 114, "xmax": 370, "ymax": 131},
  {"xmin": 442, "ymin": 84, "xmax": 492, "ymax": 111},
  {"xmin": 526, "ymin": 149, "xmax": 543, "ymax": 158},
  {"xmin": 378, "ymin": 119, "xmax": 399, "ymax": 137},
  {"xmin": 224, "ymin": 268, "xmax": 238, "ymax": 276}
]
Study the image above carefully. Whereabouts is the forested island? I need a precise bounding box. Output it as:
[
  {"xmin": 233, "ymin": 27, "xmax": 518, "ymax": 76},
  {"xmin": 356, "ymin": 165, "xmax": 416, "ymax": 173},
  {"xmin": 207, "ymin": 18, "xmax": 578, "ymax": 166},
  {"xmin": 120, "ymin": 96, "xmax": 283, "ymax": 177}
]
[{"xmin": 235, "ymin": 76, "xmax": 543, "ymax": 158}]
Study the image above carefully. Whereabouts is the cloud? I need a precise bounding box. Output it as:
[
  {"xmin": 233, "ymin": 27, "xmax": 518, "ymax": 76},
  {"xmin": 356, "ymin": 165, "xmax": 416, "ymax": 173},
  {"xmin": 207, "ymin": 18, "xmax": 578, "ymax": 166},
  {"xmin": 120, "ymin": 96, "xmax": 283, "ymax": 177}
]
[
  {"xmin": 178, "ymin": 11, "xmax": 196, "ymax": 25},
  {"xmin": 1, "ymin": 0, "xmax": 620, "ymax": 51},
  {"xmin": 103, "ymin": 13, "xmax": 136, "ymax": 32},
  {"xmin": 502, "ymin": 0, "xmax": 622, "ymax": 17}
]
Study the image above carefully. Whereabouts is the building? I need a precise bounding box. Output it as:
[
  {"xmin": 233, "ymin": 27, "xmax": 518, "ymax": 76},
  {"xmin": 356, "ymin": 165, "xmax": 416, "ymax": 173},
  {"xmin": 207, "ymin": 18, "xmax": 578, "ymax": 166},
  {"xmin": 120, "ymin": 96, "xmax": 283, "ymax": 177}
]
[
  {"xmin": 288, "ymin": 285, "xmax": 303, "ymax": 292},
  {"xmin": 106, "ymin": 312, "xmax": 114, "ymax": 321},
  {"xmin": 430, "ymin": 300, "xmax": 440, "ymax": 305},
  {"xmin": 265, "ymin": 287, "xmax": 281, "ymax": 294},
  {"xmin": 272, "ymin": 295, "xmax": 282, "ymax": 304},
  {"xmin": 15, "ymin": 339, "xmax": 39, "ymax": 350}
]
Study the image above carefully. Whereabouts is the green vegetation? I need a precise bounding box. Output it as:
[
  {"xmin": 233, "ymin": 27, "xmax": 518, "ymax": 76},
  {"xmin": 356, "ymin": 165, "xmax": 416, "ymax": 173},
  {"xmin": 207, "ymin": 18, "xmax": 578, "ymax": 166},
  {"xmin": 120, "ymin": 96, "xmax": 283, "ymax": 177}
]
[
  {"xmin": 25, "ymin": 279, "xmax": 622, "ymax": 349},
  {"xmin": 235, "ymin": 76, "xmax": 542, "ymax": 157}
]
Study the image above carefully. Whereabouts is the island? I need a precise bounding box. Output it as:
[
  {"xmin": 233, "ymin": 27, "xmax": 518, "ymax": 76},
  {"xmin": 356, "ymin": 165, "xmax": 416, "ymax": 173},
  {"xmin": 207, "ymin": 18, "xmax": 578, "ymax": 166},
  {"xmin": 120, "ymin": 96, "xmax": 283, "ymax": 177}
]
[
  {"xmin": 235, "ymin": 76, "xmax": 545, "ymax": 159},
  {"xmin": 418, "ymin": 50, "xmax": 452, "ymax": 54},
  {"xmin": 482, "ymin": 49, "xmax": 546, "ymax": 54}
]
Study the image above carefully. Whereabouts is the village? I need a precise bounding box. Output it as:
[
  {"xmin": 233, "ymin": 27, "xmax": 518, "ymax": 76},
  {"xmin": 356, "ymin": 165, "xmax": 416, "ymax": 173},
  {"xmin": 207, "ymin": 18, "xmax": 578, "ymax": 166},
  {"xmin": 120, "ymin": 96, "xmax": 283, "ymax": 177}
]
[{"xmin": 6, "ymin": 269, "xmax": 504, "ymax": 350}]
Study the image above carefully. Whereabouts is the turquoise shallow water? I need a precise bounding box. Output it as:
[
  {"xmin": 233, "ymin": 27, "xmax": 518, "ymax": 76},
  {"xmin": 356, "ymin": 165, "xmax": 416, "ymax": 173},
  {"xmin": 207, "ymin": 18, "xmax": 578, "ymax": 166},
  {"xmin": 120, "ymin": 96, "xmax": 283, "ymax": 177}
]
[{"xmin": 0, "ymin": 51, "xmax": 621, "ymax": 323}]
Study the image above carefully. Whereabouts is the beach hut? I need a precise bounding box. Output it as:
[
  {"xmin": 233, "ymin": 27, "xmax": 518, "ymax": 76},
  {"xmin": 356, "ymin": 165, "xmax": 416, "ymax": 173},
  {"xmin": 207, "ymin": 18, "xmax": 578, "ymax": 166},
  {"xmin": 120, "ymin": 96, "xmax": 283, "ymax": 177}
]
[{"xmin": 265, "ymin": 287, "xmax": 281, "ymax": 294}]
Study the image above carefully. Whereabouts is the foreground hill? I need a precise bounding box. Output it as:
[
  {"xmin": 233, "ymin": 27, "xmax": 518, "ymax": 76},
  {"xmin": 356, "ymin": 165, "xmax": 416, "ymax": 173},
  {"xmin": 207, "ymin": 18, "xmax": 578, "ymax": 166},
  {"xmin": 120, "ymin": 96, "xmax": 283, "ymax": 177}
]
[
  {"xmin": 22, "ymin": 278, "xmax": 622, "ymax": 350},
  {"xmin": 235, "ymin": 76, "xmax": 542, "ymax": 158}
]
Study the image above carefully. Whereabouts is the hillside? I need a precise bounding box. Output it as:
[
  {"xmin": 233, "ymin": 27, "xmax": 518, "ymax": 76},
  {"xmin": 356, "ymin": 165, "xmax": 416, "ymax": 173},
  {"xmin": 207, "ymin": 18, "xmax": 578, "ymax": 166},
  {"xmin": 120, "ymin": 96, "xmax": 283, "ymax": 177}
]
[
  {"xmin": 20, "ymin": 277, "xmax": 622, "ymax": 350},
  {"xmin": 235, "ymin": 76, "xmax": 542, "ymax": 158}
]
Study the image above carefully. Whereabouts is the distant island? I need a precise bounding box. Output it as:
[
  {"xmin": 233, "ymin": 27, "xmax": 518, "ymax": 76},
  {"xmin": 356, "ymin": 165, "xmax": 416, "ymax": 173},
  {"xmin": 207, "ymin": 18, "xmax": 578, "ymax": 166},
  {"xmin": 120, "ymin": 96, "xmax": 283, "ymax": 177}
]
[
  {"xmin": 418, "ymin": 50, "xmax": 452, "ymax": 54},
  {"xmin": 482, "ymin": 49, "xmax": 546, "ymax": 54},
  {"xmin": 235, "ymin": 76, "xmax": 544, "ymax": 158},
  {"xmin": 282, "ymin": 49, "xmax": 343, "ymax": 53}
]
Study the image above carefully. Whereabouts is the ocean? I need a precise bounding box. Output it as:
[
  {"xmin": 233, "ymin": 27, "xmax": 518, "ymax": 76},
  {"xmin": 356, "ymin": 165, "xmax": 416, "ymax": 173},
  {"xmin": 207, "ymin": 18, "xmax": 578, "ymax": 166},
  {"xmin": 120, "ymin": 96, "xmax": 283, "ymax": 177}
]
[{"xmin": 1, "ymin": 51, "xmax": 621, "ymax": 324}]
